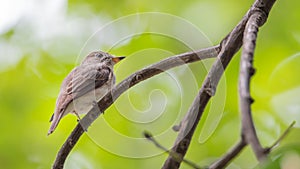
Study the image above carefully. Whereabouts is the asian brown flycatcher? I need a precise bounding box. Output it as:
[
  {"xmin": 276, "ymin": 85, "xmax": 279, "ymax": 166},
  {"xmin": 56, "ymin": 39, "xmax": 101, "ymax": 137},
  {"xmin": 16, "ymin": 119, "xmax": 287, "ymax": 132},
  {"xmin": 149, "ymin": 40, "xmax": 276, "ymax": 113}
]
[{"xmin": 48, "ymin": 51, "xmax": 124, "ymax": 135}]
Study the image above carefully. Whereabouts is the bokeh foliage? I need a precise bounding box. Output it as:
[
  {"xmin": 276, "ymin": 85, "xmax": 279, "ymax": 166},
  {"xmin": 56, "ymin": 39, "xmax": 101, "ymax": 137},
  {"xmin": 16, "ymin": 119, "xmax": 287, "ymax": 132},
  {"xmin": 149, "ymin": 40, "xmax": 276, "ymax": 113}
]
[{"xmin": 0, "ymin": 0, "xmax": 300, "ymax": 169}]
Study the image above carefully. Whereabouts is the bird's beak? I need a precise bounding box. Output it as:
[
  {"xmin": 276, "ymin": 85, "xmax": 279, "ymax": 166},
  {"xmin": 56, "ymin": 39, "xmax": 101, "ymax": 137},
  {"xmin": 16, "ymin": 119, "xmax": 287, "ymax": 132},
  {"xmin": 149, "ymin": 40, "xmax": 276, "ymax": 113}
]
[{"xmin": 112, "ymin": 56, "xmax": 125, "ymax": 64}]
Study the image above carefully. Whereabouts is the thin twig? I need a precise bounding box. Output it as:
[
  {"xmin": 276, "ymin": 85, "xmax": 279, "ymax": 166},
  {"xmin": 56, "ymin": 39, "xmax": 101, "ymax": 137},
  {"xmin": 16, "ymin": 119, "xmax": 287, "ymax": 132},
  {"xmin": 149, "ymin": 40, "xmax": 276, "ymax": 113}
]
[
  {"xmin": 143, "ymin": 131, "xmax": 202, "ymax": 169},
  {"xmin": 266, "ymin": 121, "xmax": 296, "ymax": 152},
  {"xmin": 52, "ymin": 46, "xmax": 220, "ymax": 169},
  {"xmin": 209, "ymin": 139, "xmax": 247, "ymax": 169}
]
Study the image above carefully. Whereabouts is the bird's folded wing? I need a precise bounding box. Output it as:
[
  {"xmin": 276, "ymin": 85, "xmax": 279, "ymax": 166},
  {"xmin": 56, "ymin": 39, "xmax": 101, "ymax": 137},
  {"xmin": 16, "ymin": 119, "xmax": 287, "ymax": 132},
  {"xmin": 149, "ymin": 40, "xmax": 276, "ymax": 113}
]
[{"xmin": 67, "ymin": 64, "xmax": 111, "ymax": 99}]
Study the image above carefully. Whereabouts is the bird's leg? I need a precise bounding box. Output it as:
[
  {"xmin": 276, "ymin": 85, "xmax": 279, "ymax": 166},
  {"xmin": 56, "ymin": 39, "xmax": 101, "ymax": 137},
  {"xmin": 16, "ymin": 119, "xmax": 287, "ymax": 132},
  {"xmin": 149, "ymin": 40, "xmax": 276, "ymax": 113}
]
[
  {"xmin": 73, "ymin": 110, "xmax": 88, "ymax": 132},
  {"xmin": 72, "ymin": 110, "xmax": 81, "ymax": 122}
]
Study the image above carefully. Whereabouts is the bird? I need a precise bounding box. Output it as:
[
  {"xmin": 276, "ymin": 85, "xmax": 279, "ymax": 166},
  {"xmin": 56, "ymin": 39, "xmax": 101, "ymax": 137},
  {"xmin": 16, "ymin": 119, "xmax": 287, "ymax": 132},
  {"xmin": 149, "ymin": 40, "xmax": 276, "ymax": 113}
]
[{"xmin": 48, "ymin": 51, "xmax": 125, "ymax": 135}]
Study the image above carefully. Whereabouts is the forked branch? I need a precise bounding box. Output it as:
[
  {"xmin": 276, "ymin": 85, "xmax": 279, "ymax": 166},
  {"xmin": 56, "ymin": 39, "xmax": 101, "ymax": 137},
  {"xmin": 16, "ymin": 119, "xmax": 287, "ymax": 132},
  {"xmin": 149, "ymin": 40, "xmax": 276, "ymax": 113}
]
[{"xmin": 162, "ymin": 0, "xmax": 276, "ymax": 168}]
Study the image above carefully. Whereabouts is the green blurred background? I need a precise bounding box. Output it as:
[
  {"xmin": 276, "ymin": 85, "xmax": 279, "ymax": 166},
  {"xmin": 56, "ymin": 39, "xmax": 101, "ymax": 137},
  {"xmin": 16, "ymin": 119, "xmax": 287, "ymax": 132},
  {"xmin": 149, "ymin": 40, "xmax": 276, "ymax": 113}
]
[{"xmin": 1, "ymin": 0, "xmax": 300, "ymax": 169}]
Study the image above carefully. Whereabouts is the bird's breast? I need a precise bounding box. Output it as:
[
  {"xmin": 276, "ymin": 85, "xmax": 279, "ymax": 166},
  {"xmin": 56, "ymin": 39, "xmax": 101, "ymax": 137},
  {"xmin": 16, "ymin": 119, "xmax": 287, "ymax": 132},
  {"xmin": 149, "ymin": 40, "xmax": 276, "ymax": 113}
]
[{"xmin": 64, "ymin": 82, "xmax": 113, "ymax": 116}]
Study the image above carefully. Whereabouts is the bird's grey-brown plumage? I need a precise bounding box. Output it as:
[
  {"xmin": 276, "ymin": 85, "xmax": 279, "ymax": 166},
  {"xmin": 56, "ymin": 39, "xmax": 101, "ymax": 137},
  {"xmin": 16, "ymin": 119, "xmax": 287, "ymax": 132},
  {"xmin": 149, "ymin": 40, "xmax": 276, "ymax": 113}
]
[{"xmin": 48, "ymin": 51, "xmax": 124, "ymax": 135}]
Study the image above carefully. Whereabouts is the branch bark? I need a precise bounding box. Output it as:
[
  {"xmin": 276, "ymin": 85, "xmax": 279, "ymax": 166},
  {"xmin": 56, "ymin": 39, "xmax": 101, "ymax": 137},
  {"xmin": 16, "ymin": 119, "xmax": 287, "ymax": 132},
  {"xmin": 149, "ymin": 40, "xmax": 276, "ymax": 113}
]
[
  {"xmin": 161, "ymin": 20, "xmax": 246, "ymax": 169},
  {"xmin": 209, "ymin": 139, "xmax": 247, "ymax": 169},
  {"xmin": 144, "ymin": 131, "xmax": 202, "ymax": 169},
  {"xmin": 52, "ymin": 46, "xmax": 220, "ymax": 169},
  {"xmin": 208, "ymin": 121, "xmax": 294, "ymax": 169},
  {"xmin": 162, "ymin": 0, "xmax": 276, "ymax": 168},
  {"xmin": 239, "ymin": 11, "xmax": 268, "ymax": 162}
]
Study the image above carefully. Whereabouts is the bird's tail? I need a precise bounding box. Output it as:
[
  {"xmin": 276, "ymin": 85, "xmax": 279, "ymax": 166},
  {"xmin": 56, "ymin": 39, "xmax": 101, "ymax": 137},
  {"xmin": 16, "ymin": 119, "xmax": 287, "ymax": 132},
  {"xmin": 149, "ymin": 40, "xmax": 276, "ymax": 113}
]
[{"xmin": 47, "ymin": 112, "xmax": 63, "ymax": 136}]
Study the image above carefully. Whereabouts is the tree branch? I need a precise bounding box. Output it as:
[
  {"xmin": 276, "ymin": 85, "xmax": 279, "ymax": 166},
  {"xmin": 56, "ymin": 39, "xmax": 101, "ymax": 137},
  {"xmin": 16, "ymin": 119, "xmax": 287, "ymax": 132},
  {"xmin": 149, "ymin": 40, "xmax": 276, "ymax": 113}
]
[
  {"xmin": 208, "ymin": 121, "xmax": 294, "ymax": 169},
  {"xmin": 162, "ymin": 0, "xmax": 276, "ymax": 168},
  {"xmin": 161, "ymin": 22, "xmax": 245, "ymax": 169},
  {"xmin": 53, "ymin": 0, "xmax": 278, "ymax": 168},
  {"xmin": 52, "ymin": 46, "xmax": 220, "ymax": 169},
  {"xmin": 209, "ymin": 139, "xmax": 247, "ymax": 169},
  {"xmin": 266, "ymin": 121, "xmax": 295, "ymax": 153},
  {"xmin": 239, "ymin": 11, "xmax": 268, "ymax": 162},
  {"xmin": 143, "ymin": 131, "xmax": 202, "ymax": 169}
]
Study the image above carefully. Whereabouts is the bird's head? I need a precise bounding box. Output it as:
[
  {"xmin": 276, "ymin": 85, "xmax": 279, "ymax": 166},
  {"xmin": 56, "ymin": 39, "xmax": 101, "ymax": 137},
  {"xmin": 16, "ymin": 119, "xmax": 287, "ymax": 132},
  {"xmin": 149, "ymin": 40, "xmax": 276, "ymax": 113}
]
[{"xmin": 82, "ymin": 51, "xmax": 125, "ymax": 66}]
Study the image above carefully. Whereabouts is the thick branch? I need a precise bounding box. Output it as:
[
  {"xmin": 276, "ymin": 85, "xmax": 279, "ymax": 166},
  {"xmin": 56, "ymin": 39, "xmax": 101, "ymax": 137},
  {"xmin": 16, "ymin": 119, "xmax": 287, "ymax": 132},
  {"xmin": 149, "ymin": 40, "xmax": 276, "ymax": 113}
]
[
  {"xmin": 161, "ymin": 6, "xmax": 250, "ymax": 169},
  {"xmin": 239, "ymin": 11, "xmax": 267, "ymax": 162},
  {"xmin": 52, "ymin": 46, "xmax": 220, "ymax": 169},
  {"xmin": 161, "ymin": 23, "xmax": 245, "ymax": 169}
]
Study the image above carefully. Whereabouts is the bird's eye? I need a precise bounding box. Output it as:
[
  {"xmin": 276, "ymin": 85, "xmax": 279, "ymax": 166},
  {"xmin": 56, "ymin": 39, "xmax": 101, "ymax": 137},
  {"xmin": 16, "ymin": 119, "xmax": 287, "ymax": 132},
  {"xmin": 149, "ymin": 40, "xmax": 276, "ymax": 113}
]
[{"xmin": 95, "ymin": 53, "xmax": 103, "ymax": 58}]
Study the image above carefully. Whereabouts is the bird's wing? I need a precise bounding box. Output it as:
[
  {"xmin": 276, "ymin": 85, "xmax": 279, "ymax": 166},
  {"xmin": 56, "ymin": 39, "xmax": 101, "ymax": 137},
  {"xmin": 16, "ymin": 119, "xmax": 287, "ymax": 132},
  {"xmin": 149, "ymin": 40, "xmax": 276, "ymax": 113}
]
[{"xmin": 67, "ymin": 64, "xmax": 112, "ymax": 99}]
